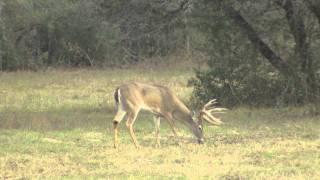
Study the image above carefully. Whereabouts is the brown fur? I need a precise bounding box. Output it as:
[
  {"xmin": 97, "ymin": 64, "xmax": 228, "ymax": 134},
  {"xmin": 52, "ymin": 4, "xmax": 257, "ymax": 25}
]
[{"xmin": 112, "ymin": 82, "xmax": 203, "ymax": 148}]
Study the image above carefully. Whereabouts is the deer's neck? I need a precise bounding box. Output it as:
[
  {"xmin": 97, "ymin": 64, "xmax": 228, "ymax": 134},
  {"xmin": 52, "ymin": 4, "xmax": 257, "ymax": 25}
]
[
  {"xmin": 173, "ymin": 100, "xmax": 192, "ymax": 121},
  {"xmin": 173, "ymin": 101, "xmax": 202, "ymax": 140}
]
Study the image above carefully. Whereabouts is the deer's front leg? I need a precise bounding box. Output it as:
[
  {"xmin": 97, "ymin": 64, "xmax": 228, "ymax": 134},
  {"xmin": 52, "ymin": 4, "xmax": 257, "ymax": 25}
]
[
  {"xmin": 126, "ymin": 111, "xmax": 140, "ymax": 148},
  {"xmin": 163, "ymin": 114, "xmax": 180, "ymax": 145},
  {"xmin": 113, "ymin": 121, "xmax": 119, "ymax": 148},
  {"xmin": 168, "ymin": 120, "xmax": 179, "ymax": 139},
  {"xmin": 153, "ymin": 116, "xmax": 161, "ymax": 147}
]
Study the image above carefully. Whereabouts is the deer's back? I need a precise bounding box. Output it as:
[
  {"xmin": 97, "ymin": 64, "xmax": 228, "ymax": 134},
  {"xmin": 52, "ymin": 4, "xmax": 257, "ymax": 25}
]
[{"xmin": 117, "ymin": 82, "xmax": 183, "ymax": 113}]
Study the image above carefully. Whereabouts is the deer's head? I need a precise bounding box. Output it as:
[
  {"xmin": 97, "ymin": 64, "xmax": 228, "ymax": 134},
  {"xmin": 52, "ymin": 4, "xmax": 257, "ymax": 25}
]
[{"xmin": 192, "ymin": 99, "xmax": 227, "ymax": 144}]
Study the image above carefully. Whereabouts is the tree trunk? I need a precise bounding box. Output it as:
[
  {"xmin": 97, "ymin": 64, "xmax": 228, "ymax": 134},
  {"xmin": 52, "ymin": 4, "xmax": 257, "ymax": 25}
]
[
  {"xmin": 222, "ymin": 3, "xmax": 319, "ymax": 105},
  {"xmin": 279, "ymin": 0, "xmax": 319, "ymax": 102},
  {"xmin": 31, "ymin": 27, "xmax": 40, "ymax": 65},
  {"xmin": 222, "ymin": 4, "xmax": 297, "ymax": 77},
  {"xmin": 47, "ymin": 25, "xmax": 54, "ymax": 65}
]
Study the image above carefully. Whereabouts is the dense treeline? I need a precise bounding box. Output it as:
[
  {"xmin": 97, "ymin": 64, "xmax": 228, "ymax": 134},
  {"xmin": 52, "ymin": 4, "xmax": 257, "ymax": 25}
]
[
  {"xmin": 0, "ymin": 0, "xmax": 319, "ymax": 108},
  {"xmin": 0, "ymin": 0, "xmax": 188, "ymax": 70}
]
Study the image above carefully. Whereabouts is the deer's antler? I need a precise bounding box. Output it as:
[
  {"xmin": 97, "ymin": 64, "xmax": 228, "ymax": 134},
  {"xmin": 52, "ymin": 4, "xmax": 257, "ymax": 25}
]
[{"xmin": 200, "ymin": 99, "xmax": 227, "ymax": 125}]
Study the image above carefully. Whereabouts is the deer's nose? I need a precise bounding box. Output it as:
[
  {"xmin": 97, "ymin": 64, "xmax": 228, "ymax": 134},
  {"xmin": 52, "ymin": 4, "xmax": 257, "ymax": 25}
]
[{"xmin": 198, "ymin": 138, "xmax": 204, "ymax": 144}]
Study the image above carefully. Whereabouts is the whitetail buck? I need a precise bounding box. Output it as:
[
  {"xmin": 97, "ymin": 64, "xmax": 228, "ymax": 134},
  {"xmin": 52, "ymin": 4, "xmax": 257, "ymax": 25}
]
[{"xmin": 112, "ymin": 82, "xmax": 226, "ymax": 148}]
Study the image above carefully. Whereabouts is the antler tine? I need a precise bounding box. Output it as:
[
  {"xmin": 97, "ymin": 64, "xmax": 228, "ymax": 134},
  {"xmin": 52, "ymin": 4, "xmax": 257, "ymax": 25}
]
[
  {"xmin": 208, "ymin": 111, "xmax": 226, "ymax": 114},
  {"xmin": 203, "ymin": 99, "xmax": 217, "ymax": 110},
  {"xmin": 207, "ymin": 107, "xmax": 228, "ymax": 113},
  {"xmin": 199, "ymin": 99, "xmax": 226, "ymax": 125},
  {"xmin": 201, "ymin": 111, "xmax": 223, "ymax": 125}
]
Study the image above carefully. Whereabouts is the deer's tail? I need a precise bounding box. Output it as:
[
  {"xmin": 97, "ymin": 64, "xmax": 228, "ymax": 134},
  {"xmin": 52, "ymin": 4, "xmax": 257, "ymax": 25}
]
[{"xmin": 114, "ymin": 87, "xmax": 120, "ymax": 104}]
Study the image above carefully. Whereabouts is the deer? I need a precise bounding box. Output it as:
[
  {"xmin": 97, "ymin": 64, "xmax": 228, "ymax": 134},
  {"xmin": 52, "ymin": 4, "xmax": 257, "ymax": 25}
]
[{"xmin": 112, "ymin": 82, "xmax": 226, "ymax": 148}]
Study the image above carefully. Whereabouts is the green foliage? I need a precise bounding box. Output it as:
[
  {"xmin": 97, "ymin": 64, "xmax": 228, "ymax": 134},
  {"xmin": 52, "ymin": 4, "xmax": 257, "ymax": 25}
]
[
  {"xmin": 0, "ymin": 0, "xmax": 188, "ymax": 70},
  {"xmin": 189, "ymin": 0, "xmax": 320, "ymax": 107},
  {"xmin": 1, "ymin": 0, "xmax": 320, "ymax": 107}
]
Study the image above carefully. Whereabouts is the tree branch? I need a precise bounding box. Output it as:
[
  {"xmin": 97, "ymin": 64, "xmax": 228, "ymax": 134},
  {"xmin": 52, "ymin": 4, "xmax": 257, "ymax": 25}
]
[
  {"xmin": 304, "ymin": 0, "xmax": 320, "ymax": 25},
  {"xmin": 222, "ymin": 4, "xmax": 296, "ymax": 77},
  {"xmin": 276, "ymin": 0, "xmax": 312, "ymax": 71},
  {"xmin": 277, "ymin": 0, "xmax": 318, "ymax": 94}
]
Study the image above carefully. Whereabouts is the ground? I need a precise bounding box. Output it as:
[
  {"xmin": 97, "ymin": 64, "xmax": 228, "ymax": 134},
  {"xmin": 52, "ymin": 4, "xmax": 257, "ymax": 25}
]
[{"xmin": 0, "ymin": 68, "xmax": 319, "ymax": 179}]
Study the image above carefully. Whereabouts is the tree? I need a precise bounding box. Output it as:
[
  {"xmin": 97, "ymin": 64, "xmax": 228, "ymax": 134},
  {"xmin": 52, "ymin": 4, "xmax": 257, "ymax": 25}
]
[
  {"xmin": 98, "ymin": 0, "xmax": 190, "ymax": 62},
  {"xmin": 0, "ymin": 0, "xmax": 192, "ymax": 70},
  {"xmin": 190, "ymin": 0, "xmax": 320, "ymax": 108}
]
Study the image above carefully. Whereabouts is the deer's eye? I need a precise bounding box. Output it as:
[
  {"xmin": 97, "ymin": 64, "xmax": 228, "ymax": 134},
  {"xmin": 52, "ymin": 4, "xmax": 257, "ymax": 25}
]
[{"xmin": 198, "ymin": 125, "xmax": 203, "ymax": 130}]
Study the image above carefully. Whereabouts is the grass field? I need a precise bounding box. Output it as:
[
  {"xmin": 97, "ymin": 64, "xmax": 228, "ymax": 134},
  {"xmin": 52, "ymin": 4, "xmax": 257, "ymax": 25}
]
[{"xmin": 0, "ymin": 68, "xmax": 319, "ymax": 179}]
